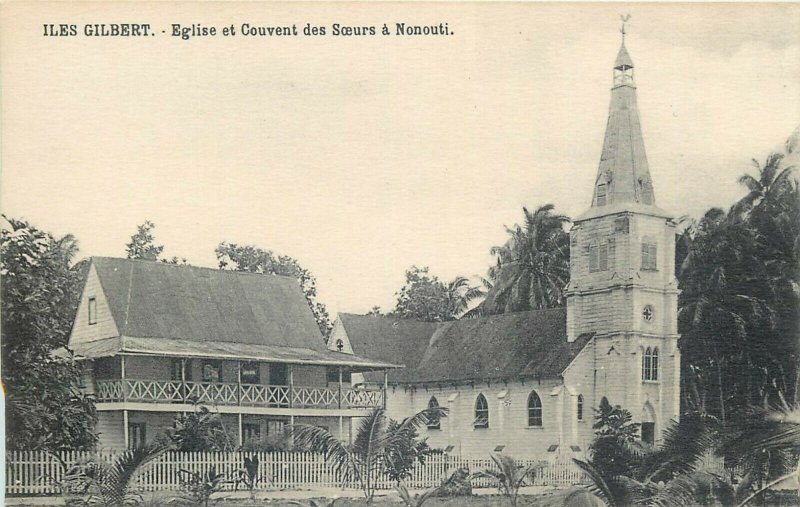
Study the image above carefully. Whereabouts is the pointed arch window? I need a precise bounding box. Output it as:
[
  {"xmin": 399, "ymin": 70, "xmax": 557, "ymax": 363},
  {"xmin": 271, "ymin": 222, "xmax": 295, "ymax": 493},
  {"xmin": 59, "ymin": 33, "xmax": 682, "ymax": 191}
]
[
  {"xmin": 577, "ymin": 394, "xmax": 584, "ymax": 421},
  {"xmin": 426, "ymin": 396, "xmax": 441, "ymax": 430},
  {"xmin": 642, "ymin": 347, "xmax": 659, "ymax": 381},
  {"xmin": 474, "ymin": 394, "xmax": 489, "ymax": 428},
  {"xmin": 527, "ymin": 391, "xmax": 543, "ymax": 427}
]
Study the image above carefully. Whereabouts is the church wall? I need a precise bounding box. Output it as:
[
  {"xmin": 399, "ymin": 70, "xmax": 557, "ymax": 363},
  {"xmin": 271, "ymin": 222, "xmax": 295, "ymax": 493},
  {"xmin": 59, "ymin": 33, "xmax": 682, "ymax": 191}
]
[
  {"xmin": 562, "ymin": 340, "xmax": 598, "ymax": 453},
  {"xmin": 385, "ymin": 378, "xmax": 586, "ymax": 459}
]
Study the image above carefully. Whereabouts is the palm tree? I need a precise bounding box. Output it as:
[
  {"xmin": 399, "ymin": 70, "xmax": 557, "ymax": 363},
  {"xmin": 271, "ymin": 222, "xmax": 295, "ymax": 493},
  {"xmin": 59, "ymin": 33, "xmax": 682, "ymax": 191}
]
[
  {"xmin": 472, "ymin": 454, "xmax": 545, "ymax": 507},
  {"xmin": 731, "ymin": 153, "xmax": 795, "ymax": 219},
  {"xmin": 60, "ymin": 441, "xmax": 169, "ymax": 506},
  {"xmin": 678, "ymin": 208, "xmax": 777, "ymax": 419},
  {"xmin": 479, "ymin": 204, "xmax": 570, "ymax": 315},
  {"xmin": 292, "ymin": 407, "xmax": 446, "ymax": 504},
  {"xmin": 573, "ymin": 404, "xmax": 720, "ymax": 507},
  {"xmin": 443, "ymin": 276, "xmax": 485, "ymax": 318}
]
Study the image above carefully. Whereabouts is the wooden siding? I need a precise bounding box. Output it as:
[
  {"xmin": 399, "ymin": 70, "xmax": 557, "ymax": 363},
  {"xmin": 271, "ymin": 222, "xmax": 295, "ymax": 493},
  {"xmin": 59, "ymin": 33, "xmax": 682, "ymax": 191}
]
[{"xmin": 69, "ymin": 263, "xmax": 119, "ymax": 346}]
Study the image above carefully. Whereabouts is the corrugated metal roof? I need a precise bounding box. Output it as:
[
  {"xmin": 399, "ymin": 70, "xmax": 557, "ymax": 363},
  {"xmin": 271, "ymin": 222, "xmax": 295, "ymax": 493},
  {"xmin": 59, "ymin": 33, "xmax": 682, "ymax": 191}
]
[
  {"xmin": 340, "ymin": 309, "xmax": 593, "ymax": 384},
  {"xmin": 92, "ymin": 257, "xmax": 326, "ymax": 351},
  {"xmin": 70, "ymin": 335, "xmax": 399, "ymax": 371},
  {"xmin": 339, "ymin": 314, "xmax": 439, "ymax": 383}
]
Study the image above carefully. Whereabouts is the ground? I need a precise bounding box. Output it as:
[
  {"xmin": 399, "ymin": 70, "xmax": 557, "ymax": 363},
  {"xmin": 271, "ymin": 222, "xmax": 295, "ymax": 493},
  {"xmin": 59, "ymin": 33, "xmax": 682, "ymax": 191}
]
[{"xmin": 7, "ymin": 487, "xmax": 575, "ymax": 506}]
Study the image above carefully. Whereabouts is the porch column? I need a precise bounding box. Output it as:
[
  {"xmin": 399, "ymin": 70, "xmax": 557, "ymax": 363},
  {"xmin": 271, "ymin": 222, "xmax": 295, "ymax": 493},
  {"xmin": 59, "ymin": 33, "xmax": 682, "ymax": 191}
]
[
  {"xmin": 238, "ymin": 413, "xmax": 243, "ymax": 448},
  {"xmin": 121, "ymin": 355, "xmax": 129, "ymax": 448},
  {"xmin": 288, "ymin": 367, "xmax": 294, "ymax": 409},
  {"xmin": 339, "ymin": 416, "xmax": 344, "ymax": 441},
  {"xmin": 180, "ymin": 358, "xmax": 187, "ymax": 406},
  {"xmin": 383, "ymin": 370, "xmax": 388, "ymax": 410},
  {"xmin": 338, "ymin": 366, "xmax": 343, "ymax": 409},
  {"xmin": 237, "ymin": 361, "xmax": 242, "ymax": 406}
]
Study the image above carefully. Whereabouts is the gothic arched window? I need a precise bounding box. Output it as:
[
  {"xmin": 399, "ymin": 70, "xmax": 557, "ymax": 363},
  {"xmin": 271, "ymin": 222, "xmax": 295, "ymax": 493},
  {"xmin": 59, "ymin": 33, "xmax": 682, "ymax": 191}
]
[
  {"xmin": 427, "ymin": 396, "xmax": 441, "ymax": 430},
  {"xmin": 527, "ymin": 391, "xmax": 543, "ymax": 427},
  {"xmin": 577, "ymin": 394, "xmax": 584, "ymax": 421},
  {"xmin": 643, "ymin": 346, "xmax": 659, "ymax": 381},
  {"xmin": 474, "ymin": 394, "xmax": 489, "ymax": 428}
]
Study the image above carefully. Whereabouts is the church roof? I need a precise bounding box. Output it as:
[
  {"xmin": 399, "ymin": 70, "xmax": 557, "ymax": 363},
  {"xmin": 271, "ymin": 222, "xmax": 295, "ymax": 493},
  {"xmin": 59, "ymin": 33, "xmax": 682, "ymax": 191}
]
[
  {"xmin": 340, "ymin": 309, "xmax": 593, "ymax": 384},
  {"xmin": 614, "ymin": 43, "xmax": 634, "ymax": 70},
  {"xmin": 338, "ymin": 313, "xmax": 439, "ymax": 383}
]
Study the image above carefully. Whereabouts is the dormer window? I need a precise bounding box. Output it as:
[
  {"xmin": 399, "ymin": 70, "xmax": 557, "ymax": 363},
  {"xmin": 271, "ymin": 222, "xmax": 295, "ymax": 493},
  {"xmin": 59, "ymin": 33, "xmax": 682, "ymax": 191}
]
[
  {"xmin": 335, "ymin": 339, "xmax": 344, "ymax": 352},
  {"xmin": 88, "ymin": 297, "xmax": 97, "ymax": 325},
  {"xmin": 596, "ymin": 183, "xmax": 607, "ymax": 206}
]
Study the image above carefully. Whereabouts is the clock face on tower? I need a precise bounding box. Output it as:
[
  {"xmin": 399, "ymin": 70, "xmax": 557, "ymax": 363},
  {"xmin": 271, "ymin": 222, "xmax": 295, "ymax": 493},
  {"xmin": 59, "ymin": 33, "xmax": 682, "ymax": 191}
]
[{"xmin": 642, "ymin": 305, "xmax": 654, "ymax": 322}]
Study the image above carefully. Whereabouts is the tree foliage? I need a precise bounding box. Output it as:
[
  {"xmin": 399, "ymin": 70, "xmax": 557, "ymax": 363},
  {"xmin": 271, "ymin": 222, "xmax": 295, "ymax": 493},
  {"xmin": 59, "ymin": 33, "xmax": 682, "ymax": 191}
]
[
  {"xmin": 167, "ymin": 404, "xmax": 235, "ymax": 452},
  {"xmin": 392, "ymin": 266, "xmax": 483, "ymax": 322},
  {"xmin": 575, "ymin": 401, "xmax": 721, "ymax": 507},
  {"xmin": 215, "ymin": 242, "xmax": 332, "ymax": 338},
  {"xmin": 125, "ymin": 220, "xmax": 164, "ymax": 261},
  {"xmin": 292, "ymin": 407, "xmax": 446, "ymax": 503},
  {"xmin": 478, "ymin": 204, "xmax": 570, "ymax": 315},
  {"xmin": 471, "ymin": 454, "xmax": 545, "ymax": 507},
  {"xmin": 124, "ymin": 220, "xmax": 188, "ymax": 265},
  {"xmin": 678, "ymin": 151, "xmax": 799, "ymax": 419},
  {"xmin": 1, "ymin": 216, "xmax": 97, "ymax": 451}
]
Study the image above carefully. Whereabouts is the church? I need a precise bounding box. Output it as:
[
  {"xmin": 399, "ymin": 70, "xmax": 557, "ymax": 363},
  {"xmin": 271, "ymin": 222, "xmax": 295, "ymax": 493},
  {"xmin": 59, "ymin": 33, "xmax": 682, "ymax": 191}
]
[{"xmin": 328, "ymin": 35, "xmax": 681, "ymax": 459}]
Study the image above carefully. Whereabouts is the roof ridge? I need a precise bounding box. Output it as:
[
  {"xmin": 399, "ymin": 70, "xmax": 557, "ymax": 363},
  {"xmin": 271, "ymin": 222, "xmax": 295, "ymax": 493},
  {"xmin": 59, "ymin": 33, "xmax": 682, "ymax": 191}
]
[{"xmin": 91, "ymin": 256, "xmax": 301, "ymax": 284}]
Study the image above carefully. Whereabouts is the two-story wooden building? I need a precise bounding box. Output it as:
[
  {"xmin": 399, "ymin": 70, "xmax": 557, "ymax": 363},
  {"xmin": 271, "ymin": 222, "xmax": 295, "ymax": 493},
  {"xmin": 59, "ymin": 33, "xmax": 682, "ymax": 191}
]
[{"xmin": 67, "ymin": 257, "xmax": 398, "ymax": 450}]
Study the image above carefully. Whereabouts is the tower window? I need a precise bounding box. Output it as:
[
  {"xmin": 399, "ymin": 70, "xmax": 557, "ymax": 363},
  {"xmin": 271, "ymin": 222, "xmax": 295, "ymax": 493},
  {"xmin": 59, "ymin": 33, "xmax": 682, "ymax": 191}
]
[
  {"xmin": 426, "ymin": 396, "xmax": 441, "ymax": 430},
  {"xmin": 474, "ymin": 394, "xmax": 489, "ymax": 428},
  {"xmin": 88, "ymin": 297, "xmax": 97, "ymax": 325},
  {"xmin": 642, "ymin": 347, "xmax": 659, "ymax": 381},
  {"xmin": 641, "ymin": 240, "xmax": 657, "ymax": 271},
  {"xmin": 596, "ymin": 183, "xmax": 607, "ymax": 206},
  {"xmin": 527, "ymin": 391, "xmax": 543, "ymax": 427},
  {"xmin": 589, "ymin": 240, "xmax": 610, "ymax": 272},
  {"xmin": 577, "ymin": 394, "xmax": 584, "ymax": 421}
]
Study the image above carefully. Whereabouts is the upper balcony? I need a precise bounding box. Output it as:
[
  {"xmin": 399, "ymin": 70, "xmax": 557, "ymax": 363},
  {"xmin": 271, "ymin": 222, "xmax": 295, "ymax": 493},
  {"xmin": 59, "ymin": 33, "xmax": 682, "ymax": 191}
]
[{"xmin": 94, "ymin": 378, "xmax": 384, "ymax": 410}]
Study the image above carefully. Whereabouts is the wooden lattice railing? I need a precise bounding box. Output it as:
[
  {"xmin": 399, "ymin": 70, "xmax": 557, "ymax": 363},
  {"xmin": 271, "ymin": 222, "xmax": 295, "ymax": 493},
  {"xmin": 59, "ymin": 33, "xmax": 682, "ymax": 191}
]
[{"xmin": 94, "ymin": 379, "xmax": 383, "ymax": 410}]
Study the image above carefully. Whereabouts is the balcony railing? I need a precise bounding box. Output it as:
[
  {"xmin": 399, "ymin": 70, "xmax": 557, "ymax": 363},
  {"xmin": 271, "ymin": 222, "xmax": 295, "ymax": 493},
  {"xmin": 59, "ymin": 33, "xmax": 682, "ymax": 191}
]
[{"xmin": 95, "ymin": 379, "xmax": 383, "ymax": 410}]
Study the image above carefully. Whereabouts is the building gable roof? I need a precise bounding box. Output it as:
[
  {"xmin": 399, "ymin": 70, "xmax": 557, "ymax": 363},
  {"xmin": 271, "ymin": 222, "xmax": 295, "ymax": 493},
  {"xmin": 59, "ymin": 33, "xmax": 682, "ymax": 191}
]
[
  {"xmin": 341, "ymin": 309, "xmax": 593, "ymax": 384},
  {"xmin": 338, "ymin": 313, "xmax": 439, "ymax": 383},
  {"xmin": 411, "ymin": 309, "xmax": 591, "ymax": 383},
  {"xmin": 90, "ymin": 256, "xmax": 326, "ymax": 351}
]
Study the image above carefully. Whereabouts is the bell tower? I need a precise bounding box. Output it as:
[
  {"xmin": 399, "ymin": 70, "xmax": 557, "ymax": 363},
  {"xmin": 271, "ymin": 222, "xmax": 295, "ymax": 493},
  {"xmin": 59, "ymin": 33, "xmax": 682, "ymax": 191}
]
[{"xmin": 565, "ymin": 23, "xmax": 681, "ymax": 441}]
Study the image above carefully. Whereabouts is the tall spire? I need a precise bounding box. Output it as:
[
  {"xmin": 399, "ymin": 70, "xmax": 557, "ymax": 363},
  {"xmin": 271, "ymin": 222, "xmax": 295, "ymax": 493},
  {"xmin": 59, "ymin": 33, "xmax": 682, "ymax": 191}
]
[{"xmin": 591, "ymin": 21, "xmax": 656, "ymax": 208}]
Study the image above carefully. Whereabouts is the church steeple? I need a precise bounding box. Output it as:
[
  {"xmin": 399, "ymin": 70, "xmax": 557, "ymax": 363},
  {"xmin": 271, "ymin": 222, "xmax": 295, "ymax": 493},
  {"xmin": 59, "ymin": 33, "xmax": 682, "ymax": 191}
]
[{"xmin": 590, "ymin": 26, "xmax": 656, "ymax": 209}]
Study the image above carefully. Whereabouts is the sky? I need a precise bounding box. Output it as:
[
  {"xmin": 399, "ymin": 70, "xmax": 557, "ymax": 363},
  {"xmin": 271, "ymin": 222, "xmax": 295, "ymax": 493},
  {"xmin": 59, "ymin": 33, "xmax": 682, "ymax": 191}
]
[{"xmin": 2, "ymin": 2, "xmax": 799, "ymax": 317}]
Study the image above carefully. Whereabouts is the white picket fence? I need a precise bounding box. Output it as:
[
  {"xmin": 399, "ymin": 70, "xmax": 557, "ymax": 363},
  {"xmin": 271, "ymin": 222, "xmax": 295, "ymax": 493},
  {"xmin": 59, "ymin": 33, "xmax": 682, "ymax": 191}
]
[{"xmin": 5, "ymin": 450, "xmax": 588, "ymax": 496}]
